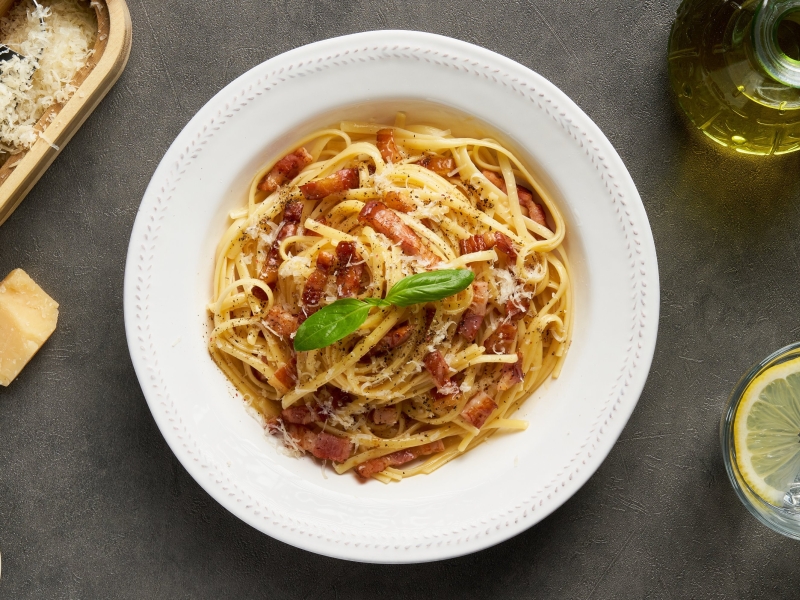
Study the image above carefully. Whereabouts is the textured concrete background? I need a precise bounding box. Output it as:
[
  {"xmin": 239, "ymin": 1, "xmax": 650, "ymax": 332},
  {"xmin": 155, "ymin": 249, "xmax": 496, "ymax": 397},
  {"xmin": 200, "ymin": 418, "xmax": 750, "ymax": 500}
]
[{"xmin": 2, "ymin": 0, "xmax": 800, "ymax": 597}]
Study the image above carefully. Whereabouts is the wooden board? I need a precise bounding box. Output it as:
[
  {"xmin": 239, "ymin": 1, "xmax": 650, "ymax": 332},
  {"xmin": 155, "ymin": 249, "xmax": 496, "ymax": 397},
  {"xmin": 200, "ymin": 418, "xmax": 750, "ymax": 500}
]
[{"xmin": 0, "ymin": 0, "xmax": 132, "ymax": 226}]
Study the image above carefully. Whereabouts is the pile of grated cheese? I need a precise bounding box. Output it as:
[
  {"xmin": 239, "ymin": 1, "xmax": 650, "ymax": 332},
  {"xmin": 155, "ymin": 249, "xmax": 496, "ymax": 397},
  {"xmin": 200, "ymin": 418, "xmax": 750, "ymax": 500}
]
[{"xmin": 0, "ymin": 0, "xmax": 96, "ymax": 155}]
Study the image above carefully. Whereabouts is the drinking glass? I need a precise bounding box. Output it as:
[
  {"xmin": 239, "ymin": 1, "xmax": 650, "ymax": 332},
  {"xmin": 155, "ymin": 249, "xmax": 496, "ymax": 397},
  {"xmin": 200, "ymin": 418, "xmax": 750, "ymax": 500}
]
[{"xmin": 721, "ymin": 342, "xmax": 800, "ymax": 538}]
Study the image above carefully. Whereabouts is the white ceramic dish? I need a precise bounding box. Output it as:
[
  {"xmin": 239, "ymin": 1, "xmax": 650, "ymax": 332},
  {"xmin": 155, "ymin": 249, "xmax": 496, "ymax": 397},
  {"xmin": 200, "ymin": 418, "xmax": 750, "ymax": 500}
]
[{"xmin": 124, "ymin": 30, "xmax": 659, "ymax": 563}]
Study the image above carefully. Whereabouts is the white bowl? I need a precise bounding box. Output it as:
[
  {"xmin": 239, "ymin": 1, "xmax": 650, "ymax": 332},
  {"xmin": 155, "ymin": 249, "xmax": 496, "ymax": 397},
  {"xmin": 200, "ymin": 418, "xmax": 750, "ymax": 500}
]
[{"xmin": 124, "ymin": 30, "xmax": 659, "ymax": 563}]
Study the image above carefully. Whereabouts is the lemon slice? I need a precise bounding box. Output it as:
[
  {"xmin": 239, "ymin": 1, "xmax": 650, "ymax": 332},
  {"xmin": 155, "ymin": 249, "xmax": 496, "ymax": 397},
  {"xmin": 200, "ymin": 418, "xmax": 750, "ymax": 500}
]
[{"xmin": 734, "ymin": 356, "xmax": 800, "ymax": 505}]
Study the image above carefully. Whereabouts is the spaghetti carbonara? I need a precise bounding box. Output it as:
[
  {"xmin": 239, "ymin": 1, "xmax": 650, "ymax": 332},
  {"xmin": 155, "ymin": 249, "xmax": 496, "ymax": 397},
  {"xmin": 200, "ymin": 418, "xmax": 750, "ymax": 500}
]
[{"xmin": 209, "ymin": 113, "xmax": 572, "ymax": 483}]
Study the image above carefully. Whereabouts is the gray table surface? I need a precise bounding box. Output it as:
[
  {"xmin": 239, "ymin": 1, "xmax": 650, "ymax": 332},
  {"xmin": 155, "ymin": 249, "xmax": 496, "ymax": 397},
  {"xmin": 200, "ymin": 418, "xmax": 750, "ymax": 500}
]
[{"xmin": 2, "ymin": 0, "xmax": 800, "ymax": 597}]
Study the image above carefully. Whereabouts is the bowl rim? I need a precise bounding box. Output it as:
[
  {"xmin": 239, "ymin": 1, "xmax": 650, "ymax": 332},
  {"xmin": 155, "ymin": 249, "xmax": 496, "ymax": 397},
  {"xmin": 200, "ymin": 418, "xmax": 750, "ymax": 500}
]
[{"xmin": 124, "ymin": 29, "xmax": 660, "ymax": 563}]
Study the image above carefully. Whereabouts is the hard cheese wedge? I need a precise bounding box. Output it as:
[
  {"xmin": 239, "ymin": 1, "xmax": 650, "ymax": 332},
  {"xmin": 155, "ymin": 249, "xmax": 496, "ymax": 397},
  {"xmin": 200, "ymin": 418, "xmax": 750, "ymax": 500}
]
[{"xmin": 0, "ymin": 269, "xmax": 58, "ymax": 386}]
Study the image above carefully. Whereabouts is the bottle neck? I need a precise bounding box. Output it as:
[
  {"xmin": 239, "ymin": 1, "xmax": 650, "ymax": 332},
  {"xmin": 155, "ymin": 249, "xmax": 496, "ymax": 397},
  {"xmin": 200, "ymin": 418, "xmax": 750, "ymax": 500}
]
[{"xmin": 753, "ymin": 0, "xmax": 800, "ymax": 88}]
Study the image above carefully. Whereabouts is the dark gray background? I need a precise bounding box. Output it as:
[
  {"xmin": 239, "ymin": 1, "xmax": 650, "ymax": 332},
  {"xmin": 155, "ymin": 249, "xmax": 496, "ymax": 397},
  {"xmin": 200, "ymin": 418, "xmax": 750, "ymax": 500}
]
[{"xmin": 2, "ymin": 0, "xmax": 799, "ymax": 597}]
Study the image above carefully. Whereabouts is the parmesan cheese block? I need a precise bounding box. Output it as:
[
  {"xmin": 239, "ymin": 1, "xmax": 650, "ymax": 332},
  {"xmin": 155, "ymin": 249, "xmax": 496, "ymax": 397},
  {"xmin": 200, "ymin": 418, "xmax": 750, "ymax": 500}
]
[{"xmin": 0, "ymin": 269, "xmax": 58, "ymax": 386}]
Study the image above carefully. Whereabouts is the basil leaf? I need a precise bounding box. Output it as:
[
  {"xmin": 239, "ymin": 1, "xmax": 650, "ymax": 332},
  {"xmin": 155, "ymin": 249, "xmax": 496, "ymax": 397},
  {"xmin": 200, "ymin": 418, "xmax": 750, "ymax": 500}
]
[
  {"xmin": 292, "ymin": 270, "xmax": 473, "ymax": 351},
  {"xmin": 385, "ymin": 269, "xmax": 475, "ymax": 307},
  {"xmin": 293, "ymin": 299, "xmax": 371, "ymax": 352},
  {"xmin": 362, "ymin": 297, "xmax": 392, "ymax": 308}
]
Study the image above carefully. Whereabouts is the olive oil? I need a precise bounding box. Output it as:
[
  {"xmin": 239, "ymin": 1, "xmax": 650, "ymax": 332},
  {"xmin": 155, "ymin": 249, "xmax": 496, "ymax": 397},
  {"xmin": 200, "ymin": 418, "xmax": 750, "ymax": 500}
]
[{"xmin": 669, "ymin": 0, "xmax": 800, "ymax": 155}]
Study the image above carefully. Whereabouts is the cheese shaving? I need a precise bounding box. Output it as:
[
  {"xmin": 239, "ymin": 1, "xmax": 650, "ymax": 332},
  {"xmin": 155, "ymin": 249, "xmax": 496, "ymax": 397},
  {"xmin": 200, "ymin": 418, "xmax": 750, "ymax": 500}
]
[
  {"xmin": 426, "ymin": 318, "xmax": 456, "ymax": 355},
  {"xmin": 317, "ymin": 399, "xmax": 358, "ymax": 430},
  {"xmin": 493, "ymin": 266, "xmax": 533, "ymax": 309},
  {"xmin": 0, "ymin": 0, "xmax": 97, "ymax": 154},
  {"xmin": 409, "ymin": 201, "xmax": 449, "ymax": 221},
  {"xmin": 266, "ymin": 418, "xmax": 305, "ymax": 457},
  {"xmin": 278, "ymin": 255, "xmax": 312, "ymax": 279}
]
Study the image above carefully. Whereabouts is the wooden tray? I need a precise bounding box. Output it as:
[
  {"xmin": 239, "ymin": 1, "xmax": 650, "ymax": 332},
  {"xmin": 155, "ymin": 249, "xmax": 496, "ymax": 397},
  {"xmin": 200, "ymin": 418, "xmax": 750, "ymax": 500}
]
[{"xmin": 0, "ymin": 0, "xmax": 132, "ymax": 226}]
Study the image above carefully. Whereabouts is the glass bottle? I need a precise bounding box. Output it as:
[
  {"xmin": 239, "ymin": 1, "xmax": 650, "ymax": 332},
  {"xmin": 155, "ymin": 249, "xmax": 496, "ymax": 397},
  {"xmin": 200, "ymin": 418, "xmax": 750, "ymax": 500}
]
[{"xmin": 668, "ymin": 0, "xmax": 800, "ymax": 155}]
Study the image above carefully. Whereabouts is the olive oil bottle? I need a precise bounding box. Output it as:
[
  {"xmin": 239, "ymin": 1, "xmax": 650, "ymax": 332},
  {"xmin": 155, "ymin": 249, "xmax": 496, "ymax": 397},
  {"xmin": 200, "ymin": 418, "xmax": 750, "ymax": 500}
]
[{"xmin": 669, "ymin": 0, "xmax": 800, "ymax": 155}]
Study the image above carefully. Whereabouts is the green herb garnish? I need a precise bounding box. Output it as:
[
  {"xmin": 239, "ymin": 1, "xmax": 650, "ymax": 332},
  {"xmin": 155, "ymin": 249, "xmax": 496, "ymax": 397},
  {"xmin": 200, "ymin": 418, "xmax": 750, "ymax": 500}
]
[{"xmin": 293, "ymin": 269, "xmax": 475, "ymax": 352}]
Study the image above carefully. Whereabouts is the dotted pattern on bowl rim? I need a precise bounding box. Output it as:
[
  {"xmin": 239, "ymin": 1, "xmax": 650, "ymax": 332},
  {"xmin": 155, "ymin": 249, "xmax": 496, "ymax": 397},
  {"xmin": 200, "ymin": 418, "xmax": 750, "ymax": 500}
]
[{"xmin": 131, "ymin": 41, "xmax": 651, "ymax": 553}]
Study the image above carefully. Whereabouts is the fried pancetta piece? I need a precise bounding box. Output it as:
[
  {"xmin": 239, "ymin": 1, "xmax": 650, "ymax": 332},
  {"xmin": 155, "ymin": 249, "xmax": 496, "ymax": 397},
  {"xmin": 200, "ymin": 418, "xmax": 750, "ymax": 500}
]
[
  {"xmin": 354, "ymin": 440, "xmax": 445, "ymax": 479},
  {"xmin": 497, "ymin": 352, "xmax": 524, "ymax": 391},
  {"xmin": 377, "ymin": 128, "xmax": 403, "ymax": 163},
  {"xmin": 334, "ymin": 241, "xmax": 365, "ymax": 298},
  {"xmin": 430, "ymin": 386, "xmax": 460, "ymax": 415},
  {"xmin": 458, "ymin": 231, "xmax": 518, "ymax": 261},
  {"xmin": 263, "ymin": 306, "xmax": 299, "ymax": 339},
  {"xmin": 300, "ymin": 251, "xmax": 335, "ymax": 319},
  {"xmin": 367, "ymin": 323, "xmax": 413, "ymax": 357},
  {"xmin": 424, "ymin": 350, "xmax": 460, "ymax": 395},
  {"xmin": 483, "ymin": 322, "xmax": 517, "ymax": 355},
  {"xmin": 300, "ymin": 168, "xmax": 360, "ymax": 200},
  {"xmin": 506, "ymin": 294, "xmax": 531, "ymax": 320},
  {"xmin": 520, "ymin": 193, "xmax": 548, "ymax": 229},
  {"xmin": 275, "ymin": 423, "xmax": 353, "ymax": 462},
  {"xmin": 326, "ymin": 386, "xmax": 353, "ymax": 410},
  {"xmin": 260, "ymin": 201, "xmax": 304, "ymax": 285},
  {"xmin": 481, "ymin": 169, "xmax": 507, "ymax": 190},
  {"xmin": 281, "ymin": 404, "xmax": 319, "ymax": 425},
  {"xmin": 481, "ymin": 169, "xmax": 547, "ymax": 228},
  {"xmin": 417, "ymin": 155, "xmax": 456, "ymax": 176},
  {"xmin": 273, "ymin": 356, "xmax": 298, "ymax": 391},
  {"xmin": 371, "ymin": 406, "xmax": 399, "ymax": 426},
  {"xmin": 313, "ymin": 431, "xmax": 353, "ymax": 462},
  {"xmin": 423, "ymin": 305, "xmax": 436, "ymax": 335},
  {"xmin": 492, "ymin": 232, "xmax": 518, "ymax": 261},
  {"xmin": 460, "ymin": 391, "xmax": 497, "ymax": 429},
  {"xmin": 258, "ymin": 148, "xmax": 313, "ymax": 194},
  {"xmin": 458, "ymin": 233, "xmax": 489, "ymax": 255},
  {"xmin": 456, "ymin": 282, "xmax": 489, "ymax": 342},
  {"xmin": 383, "ymin": 190, "xmax": 413, "ymax": 213},
  {"xmin": 358, "ymin": 200, "xmax": 440, "ymax": 264}
]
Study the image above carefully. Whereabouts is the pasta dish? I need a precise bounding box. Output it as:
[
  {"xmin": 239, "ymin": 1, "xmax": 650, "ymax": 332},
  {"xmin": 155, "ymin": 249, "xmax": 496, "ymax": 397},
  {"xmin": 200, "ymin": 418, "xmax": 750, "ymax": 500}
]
[{"xmin": 208, "ymin": 113, "xmax": 572, "ymax": 483}]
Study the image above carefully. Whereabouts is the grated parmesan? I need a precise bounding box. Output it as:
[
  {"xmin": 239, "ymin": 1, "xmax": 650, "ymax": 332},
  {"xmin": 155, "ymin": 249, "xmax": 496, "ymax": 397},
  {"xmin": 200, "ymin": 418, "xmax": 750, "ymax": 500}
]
[
  {"xmin": 254, "ymin": 219, "xmax": 280, "ymax": 274},
  {"xmin": 493, "ymin": 266, "xmax": 533, "ymax": 309},
  {"xmin": 278, "ymin": 255, "xmax": 311, "ymax": 279},
  {"xmin": 266, "ymin": 418, "xmax": 305, "ymax": 457},
  {"xmin": 317, "ymin": 398, "xmax": 359, "ymax": 430},
  {"xmin": 0, "ymin": 0, "xmax": 96, "ymax": 155},
  {"xmin": 425, "ymin": 318, "xmax": 456, "ymax": 355},
  {"xmin": 409, "ymin": 201, "xmax": 449, "ymax": 221}
]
